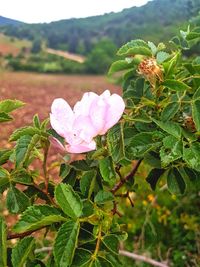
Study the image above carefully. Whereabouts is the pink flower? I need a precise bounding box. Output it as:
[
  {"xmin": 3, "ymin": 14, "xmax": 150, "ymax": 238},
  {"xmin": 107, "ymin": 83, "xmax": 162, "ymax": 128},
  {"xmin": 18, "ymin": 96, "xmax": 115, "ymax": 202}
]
[{"xmin": 50, "ymin": 90, "xmax": 125, "ymax": 153}]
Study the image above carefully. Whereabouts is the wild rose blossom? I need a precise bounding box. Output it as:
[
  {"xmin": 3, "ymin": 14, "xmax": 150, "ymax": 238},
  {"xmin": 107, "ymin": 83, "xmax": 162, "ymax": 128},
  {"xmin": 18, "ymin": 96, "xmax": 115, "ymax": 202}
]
[{"xmin": 50, "ymin": 90, "xmax": 125, "ymax": 153}]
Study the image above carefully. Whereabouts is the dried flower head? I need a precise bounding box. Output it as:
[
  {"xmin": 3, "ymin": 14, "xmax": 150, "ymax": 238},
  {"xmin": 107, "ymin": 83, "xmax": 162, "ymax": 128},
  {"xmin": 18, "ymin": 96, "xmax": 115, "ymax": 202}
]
[{"xmin": 137, "ymin": 57, "xmax": 163, "ymax": 86}]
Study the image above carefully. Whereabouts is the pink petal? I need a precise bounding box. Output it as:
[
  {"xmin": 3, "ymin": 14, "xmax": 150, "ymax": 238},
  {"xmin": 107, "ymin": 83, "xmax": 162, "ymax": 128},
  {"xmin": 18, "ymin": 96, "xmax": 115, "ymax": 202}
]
[
  {"xmin": 73, "ymin": 115, "xmax": 98, "ymax": 143},
  {"xmin": 74, "ymin": 92, "xmax": 98, "ymax": 116},
  {"xmin": 50, "ymin": 98, "xmax": 74, "ymax": 138},
  {"xmin": 89, "ymin": 93, "xmax": 109, "ymax": 134},
  {"xmin": 49, "ymin": 136, "xmax": 65, "ymax": 151},
  {"xmin": 66, "ymin": 140, "xmax": 96, "ymax": 153},
  {"xmin": 102, "ymin": 93, "xmax": 125, "ymax": 134}
]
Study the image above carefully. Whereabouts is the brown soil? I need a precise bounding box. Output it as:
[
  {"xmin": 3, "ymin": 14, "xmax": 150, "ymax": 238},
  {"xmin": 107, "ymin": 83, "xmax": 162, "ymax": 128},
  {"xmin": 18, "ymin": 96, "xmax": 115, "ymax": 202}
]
[{"xmin": 0, "ymin": 71, "xmax": 121, "ymax": 141}]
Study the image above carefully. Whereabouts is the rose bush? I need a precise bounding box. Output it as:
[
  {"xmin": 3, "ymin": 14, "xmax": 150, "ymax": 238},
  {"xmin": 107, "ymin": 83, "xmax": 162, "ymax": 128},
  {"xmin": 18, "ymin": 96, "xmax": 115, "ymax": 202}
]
[{"xmin": 0, "ymin": 20, "xmax": 200, "ymax": 267}]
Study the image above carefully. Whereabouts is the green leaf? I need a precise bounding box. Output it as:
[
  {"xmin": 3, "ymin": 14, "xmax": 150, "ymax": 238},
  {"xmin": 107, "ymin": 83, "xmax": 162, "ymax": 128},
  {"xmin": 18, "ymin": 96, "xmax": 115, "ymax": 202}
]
[
  {"xmin": 108, "ymin": 60, "xmax": 134, "ymax": 75},
  {"xmin": 183, "ymin": 143, "xmax": 200, "ymax": 171},
  {"xmin": 153, "ymin": 119, "xmax": 182, "ymax": 139},
  {"xmin": 186, "ymin": 32, "xmax": 200, "ymax": 41},
  {"xmin": 105, "ymin": 254, "xmax": 122, "ymax": 267},
  {"xmin": 193, "ymin": 87, "xmax": 200, "ymax": 100},
  {"xmin": 0, "ymin": 217, "xmax": 7, "ymax": 267},
  {"xmin": 0, "ymin": 167, "xmax": 10, "ymax": 189},
  {"xmin": 10, "ymin": 126, "xmax": 41, "ymax": 141},
  {"xmin": 126, "ymin": 132, "xmax": 161, "ymax": 158},
  {"xmin": 156, "ymin": 51, "xmax": 170, "ymax": 64},
  {"xmin": 70, "ymin": 160, "xmax": 92, "ymax": 171},
  {"xmin": 80, "ymin": 170, "xmax": 96, "ymax": 198},
  {"xmin": 148, "ymin": 41, "xmax": 157, "ymax": 55},
  {"xmin": 0, "ymin": 99, "xmax": 24, "ymax": 113},
  {"xmin": 107, "ymin": 124, "xmax": 125, "ymax": 163},
  {"xmin": 15, "ymin": 134, "xmax": 40, "ymax": 167},
  {"xmin": 102, "ymin": 235, "xmax": 119, "ymax": 254},
  {"xmin": 54, "ymin": 220, "xmax": 80, "ymax": 267},
  {"xmin": 0, "ymin": 149, "xmax": 13, "ymax": 165},
  {"xmin": 12, "ymin": 169, "xmax": 33, "ymax": 185},
  {"xmin": 62, "ymin": 168, "xmax": 77, "ymax": 187},
  {"xmin": 59, "ymin": 163, "xmax": 71, "ymax": 179},
  {"xmin": 117, "ymin": 39, "xmax": 151, "ymax": 56},
  {"xmin": 146, "ymin": 168, "xmax": 165, "ymax": 190},
  {"xmin": 55, "ymin": 183, "xmax": 83, "ymax": 218},
  {"xmin": 0, "ymin": 112, "xmax": 13, "ymax": 122},
  {"xmin": 33, "ymin": 114, "xmax": 41, "ymax": 128},
  {"xmin": 13, "ymin": 205, "xmax": 66, "ymax": 233},
  {"xmin": 163, "ymin": 52, "xmax": 180, "ymax": 78},
  {"xmin": 95, "ymin": 257, "xmax": 113, "ymax": 267},
  {"xmin": 167, "ymin": 168, "xmax": 186, "ymax": 195},
  {"xmin": 6, "ymin": 185, "xmax": 30, "ymax": 214},
  {"xmin": 11, "ymin": 237, "xmax": 35, "ymax": 267},
  {"xmin": 99, "ymin": 157, "xmax": 116, "ymax": 182},
  {"xmin": 162, "ymin": 79, "xmax": 191, "ymax": 92},
  {"xmin": 192, "ymin": 99, "xmax": 200, "ymax": 131},
  {"xmin": 72, "ymin": 248, "xmax": 92, "ymax": 267},
  {"xmin": 160, "ymin": 136, "xmax": 183, "ymax": 167},
  {"xmin": 94, "ymin": 190, "xmax": 114, "ymax": 205},
  {"xmin": 161, "ymin": 101, "xmax": 180, "ymax": 121}
]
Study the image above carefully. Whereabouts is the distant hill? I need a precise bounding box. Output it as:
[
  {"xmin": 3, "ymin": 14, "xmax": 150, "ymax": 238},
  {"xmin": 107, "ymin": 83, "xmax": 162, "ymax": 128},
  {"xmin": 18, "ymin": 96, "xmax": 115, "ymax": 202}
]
[
  {"xmin": 0, "ymin": 0, "xmax": 200, "ymax": 54},
  {"xmin": 0, "ymin": 16, "xmax": 23, "ymax": 26}
]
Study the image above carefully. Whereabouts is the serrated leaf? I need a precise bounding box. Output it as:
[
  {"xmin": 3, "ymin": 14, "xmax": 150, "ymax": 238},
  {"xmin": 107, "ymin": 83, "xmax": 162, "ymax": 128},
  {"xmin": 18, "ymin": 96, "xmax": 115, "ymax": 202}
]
[
  {"xmin": 117, "ymin": 39, "xmax": 151, "ymax": 56},
  {"xmin": 0, "ymin": 166, "xmax": 10, "ymax": 189},
  {"xmin": 183, "ymin": 142, "xmax": 200, "ymax": 171},
  {"xmin": 80, "ymin": 170, "xmax": 96, "ymax": 198},
  {"xmin": 70, "ymin": 160, "xmax": 92, "ymax": 171},
  {"xmin": 156, "ymin": 51, "xmax": 170, "ymax": 64},
  {"xmin": 94, "ymin": 190, "xmax": 114, "ymax": 205},
  {"xmin": 163, "ymin": 79, "xmax": 191, "ymax": 91},
  {"xmin": 13, "ymin": 205, "xmax": 66, "ymax": 233},
  {"xmin": 193, "ymin": 87, "xmax": 200, "ymax": 100},
  {"xmin": 106, "ymin": 254, "xmax": 122, "ymax": 267},
  {"xmin": 126, "ymin": 132, "xmax": 161, "ymax": 158},
  {"xmin": 72, "ymin": 248, "xmax": 92, "ymax": 267},
  {"xmin": 108, "ymin": 60, "xmax": 134, "ymax": 75},
  {"xmin": 54, "ymin": 221, "xmax": 80, "ymax": 267},
  {"xmin": 15, "ymin": 134, "xmax": 40, "ymax": 167},
  {"xmin": 99, "ymin": 157, "xmax": 115, "ymax": 182},
  {"xmin": 11, "ymin": 169, "xmax": 33, "ymax": 185},
  {"xmin": 153, "ymin": 119, "xmax": 182, "ymax": 139},
  {"xmin": 10, "ymin": 126, "xmax": 41, "ymax": 141},
  {"xmin": 0, "ymin": 112, "xmax": 13, "ymax": 122},
  {"xmin": 6, "ymin": 185, "xmax": 30, "ymax": 214},
  {"xmin": 102, "ymin": 235, "xmax": 119, "ymax": 254},
  {"xmin": 146, "ymin": 168, "xmax": 165, "ymax": 190},
  {"xmin": 33, "ymin": 114, "xmax": 41, "ymax": 128},
  {"xmin": 0, "ymin": 217, "xmax": 7, "ymax": 267},
  {"xmin": 161, "ymin": 101, "xmax": 180, "ymax": 121},
  {"xmin": 160, "ymin": 136, "xmax": 183, "ymax": 167},
  {"xmin": 148, "ymin": 41, "xmax": 157, "ymax": 55},
  {"xmin": 0, "ymin": 99, "xmax": 24, "ymax": 113},
  {"xmin": 107, "ymin": 124, "xmax": 125, "ymax": 163},
  {"xmin": 11, "ymin": 237, "xmax": 35, "ymax": 267},
  {"xmin": 0, "ymin": 149, "xmax": 13, "ymax": 165},
  {"xmin": 192, "ymin": 99, "xmax": 200, "ymax": 131},
  {"xmin": 95, "ymin": 257, "xmax": 113, "ymax": 267},
  {"xmin": 167, "ymin": 168, "xmax": 186, "ymax": 195},
  {"xmin": 55, "ymin": 183, "xmax": 83, "ymax": 218},
  {"xmin": 186, "ymin": 32, "xmax": 200, "ymax": 41},
  {"xmin": 59, "ymin": 163, "xmax": 71, "ymax": 179}
]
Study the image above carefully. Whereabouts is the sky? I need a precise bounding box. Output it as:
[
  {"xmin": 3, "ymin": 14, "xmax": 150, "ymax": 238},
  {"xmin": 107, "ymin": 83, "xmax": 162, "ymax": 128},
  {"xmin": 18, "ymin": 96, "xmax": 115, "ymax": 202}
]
[{"xmin": 0, "ymin": 0, "xmax": 150, "ymax": 24}]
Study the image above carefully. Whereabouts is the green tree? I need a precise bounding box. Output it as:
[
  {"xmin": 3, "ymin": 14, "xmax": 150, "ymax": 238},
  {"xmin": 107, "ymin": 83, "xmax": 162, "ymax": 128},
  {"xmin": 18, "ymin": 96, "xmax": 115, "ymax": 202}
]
[{"xmin": 85, "ymin": 38, "xmax": 117, "ymax": 74}]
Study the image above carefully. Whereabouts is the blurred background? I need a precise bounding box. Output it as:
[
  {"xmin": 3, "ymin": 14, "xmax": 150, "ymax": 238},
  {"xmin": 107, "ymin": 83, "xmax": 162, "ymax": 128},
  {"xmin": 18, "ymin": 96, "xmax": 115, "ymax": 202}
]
[{"xmin": 0, "ymin": 0, "xmax": 200, "ymax": 265}]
